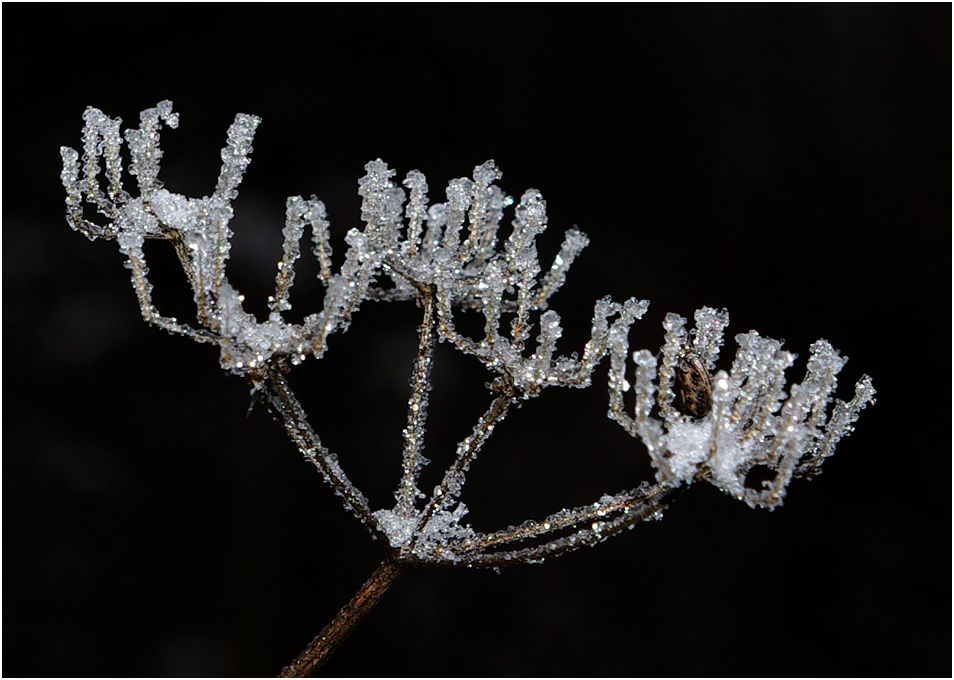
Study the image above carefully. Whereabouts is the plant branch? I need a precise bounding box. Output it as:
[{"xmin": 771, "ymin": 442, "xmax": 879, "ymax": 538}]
[
  {"xmin": 396, "ymin": 285, "xmax": 436, "ymax": 515},
  {"xmin": 461, "ymin": 488, "xmax": 675, "ymax": 567},
  {"xmin": 264, "ymin": 370, "xmax": 388, "ymax": 543},
  {"xmin": 409, "ymin": 391, "xmax": 515, "ymax": 552},
  {"xmin": 458, "ymin": 482, "xmax": 672, "ymax": 556},
  {"xmin": 279, "ymin": 560, "xmax": 404, "ymax": 677}
]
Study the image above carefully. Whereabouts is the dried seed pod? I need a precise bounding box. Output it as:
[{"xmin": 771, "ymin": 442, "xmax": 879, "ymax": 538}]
[{"xmin": 672, "ymin": 350, "xmax": 712, "ymax": 419}]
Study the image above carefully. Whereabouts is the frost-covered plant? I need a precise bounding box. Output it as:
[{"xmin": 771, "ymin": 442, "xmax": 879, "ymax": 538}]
[{"xmin": 61, "ymin": 101, "xmax": 875, "ymax": 675}]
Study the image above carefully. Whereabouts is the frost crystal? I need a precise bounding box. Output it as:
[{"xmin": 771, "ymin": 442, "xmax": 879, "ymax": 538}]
[{"xmin": 62, "ymin": 102, "xmax": 874, "ymax": 570}]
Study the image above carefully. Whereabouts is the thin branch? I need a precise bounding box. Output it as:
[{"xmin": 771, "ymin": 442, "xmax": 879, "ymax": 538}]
[
  {"xmin": 530, "ymin": 228, "xmax": 589, "ymax": 310},
  {"xmin": 279, "ymin": 560, "xmax": 404, "ymax": 677},
  {"xmin": 264, "ymin": 370, "xmax": 388, "ymax": 542},
  {"xmin": 460, "ymin": 488, "xmax": 675, "ymax": 568},
  {"xmin": 304, "ymin": 239, "xmax": 378, "ymax": 358},
  {"xmin": 409, "ymin": 391, "xmax": 516, "ymax": 552},
  {"xmin": 166, "ymin": 231, "xmax": 214, "ymax": 328},
  {"xmin": 396, "ymin": 286, "xmax": 436, "ymax": 515},
  {"xmin": 456, "ymin": 482, "xmax": 672, "ymax": 556},
  {"xmin": 434, "ymin": 285, "xmax": 491, "ymax": 359},
  {"xmin": 125, "ymin": 249, "xmax": 218, "ymax": 344}
]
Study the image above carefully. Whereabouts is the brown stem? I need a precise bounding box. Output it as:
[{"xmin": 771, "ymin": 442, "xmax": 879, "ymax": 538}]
[
  {"xmin": 397, "ymin": 285, "xmax": 436, "ymax": 515},
  {"xmin": 461, "ymin": 491, "xmax": 674, "ymax": 568},
  {"xmin": 458, "ymin": 482, "xmax": 672, "ymax": 555},
  {"xmin": 409, "ymin": 392, "xmax": 515, "ymax": 551},
  {"xmin": 264, "ymin": 370, "xmax": 388, "ymax": 544},
  {"xmin": 279, "ymin": 560, "xmax": 404, "ymax": 677}
]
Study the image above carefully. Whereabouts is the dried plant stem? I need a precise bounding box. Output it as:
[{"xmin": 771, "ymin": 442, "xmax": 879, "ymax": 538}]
[
  {"xmin": 279, "ymin": 560, "xmax": 404, "ymax": 677},
  {"xmin": 409, "ymin": 391, "xmax": 515, "ymax": 550},
  {"xmin": 397, "ymin": 286, "xmax": 436, "ymax": 515},
  {"xmin": 264, "ymin": 370, "xmax": 390, "ymax": 544},
  {"xmin": 463, "ymin": 489, "xmax": 674, "ymax": 568},
  {"xmin": 460, "ymin": 482, "xmax": 673, "ymax": 555}
]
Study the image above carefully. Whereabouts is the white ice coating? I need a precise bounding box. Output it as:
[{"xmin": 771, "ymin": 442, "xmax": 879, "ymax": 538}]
[
  {"xmin": 608, "ymin": 308, "xmax": 876, "ymax": 508},
  {"xmin": 62, "ymin": 102, "xmax": 875, "ymax": 566}
]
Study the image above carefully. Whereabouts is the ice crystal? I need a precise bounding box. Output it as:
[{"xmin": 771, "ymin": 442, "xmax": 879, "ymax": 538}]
[{"xmin": 62, "ymin": 102, "xmax": 874, "ymax": 569}]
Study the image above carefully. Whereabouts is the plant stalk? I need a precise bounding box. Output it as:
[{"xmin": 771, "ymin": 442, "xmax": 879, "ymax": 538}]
[{"xmin": 279, "ymin": 560, "xmax": 404, "ymax": 677}]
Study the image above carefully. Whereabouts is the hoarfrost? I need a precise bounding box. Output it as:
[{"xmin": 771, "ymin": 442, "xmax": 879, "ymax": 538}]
[
  {"xmin": 62, "ymin": 102, "xmax": 875, "ymax": 567},
  {"xmin": 609, "ymin": 308, "xmax": 876, "ymax": 507}
]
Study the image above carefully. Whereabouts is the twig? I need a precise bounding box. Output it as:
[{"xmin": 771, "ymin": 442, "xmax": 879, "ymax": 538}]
[
  {"xmin": 264, "ymin": 370, "xmax": 389, "ymax": 543},
  {"xmin": 409, "ymin": 391, "xmax": 515, "ymax": 552},
  {"xmin": 458, "ymin": 482, "xmax": 672, "ymax": 556},
  {"xmin": 396, "ymin": 286, "xmax": 436, "ymax": 515},
  {"xmin": 462, "ymin": 490, "xmax": 674, "ymax": 567},
  {"xmin": 279, "ymin": 560, "xmax": 404, "ymax": 677}
]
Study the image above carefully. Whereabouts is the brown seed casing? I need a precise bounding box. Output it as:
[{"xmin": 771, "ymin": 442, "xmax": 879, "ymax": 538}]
[{"xmin": 672, "ymin": 351, "xmax": 713, "ymax": 419}]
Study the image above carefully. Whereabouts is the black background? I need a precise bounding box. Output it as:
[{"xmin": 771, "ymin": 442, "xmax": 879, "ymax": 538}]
[{"xmin": 3, "ymin": 4, "xmax": 950, "ymax": 677}]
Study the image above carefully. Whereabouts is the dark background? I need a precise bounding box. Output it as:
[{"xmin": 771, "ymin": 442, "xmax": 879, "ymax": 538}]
[{"xmin": 3, "ymin": 4, "xmax": 950, "ymax": 677}]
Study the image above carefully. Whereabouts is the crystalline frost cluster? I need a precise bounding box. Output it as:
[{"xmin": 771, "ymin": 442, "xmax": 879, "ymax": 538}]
[{"xmin": 61, "ymin": 102, "xmax": 875, "ymax": 568}]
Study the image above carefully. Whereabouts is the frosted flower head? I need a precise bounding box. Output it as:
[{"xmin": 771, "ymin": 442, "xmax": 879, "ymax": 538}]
[
  {"xmin": 608, "ymin": 307, "xmax": 876, "ymax": 509},
  {"xmin": 59, "ymin": 102, "xmax": 619, "ymax": 390}
]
